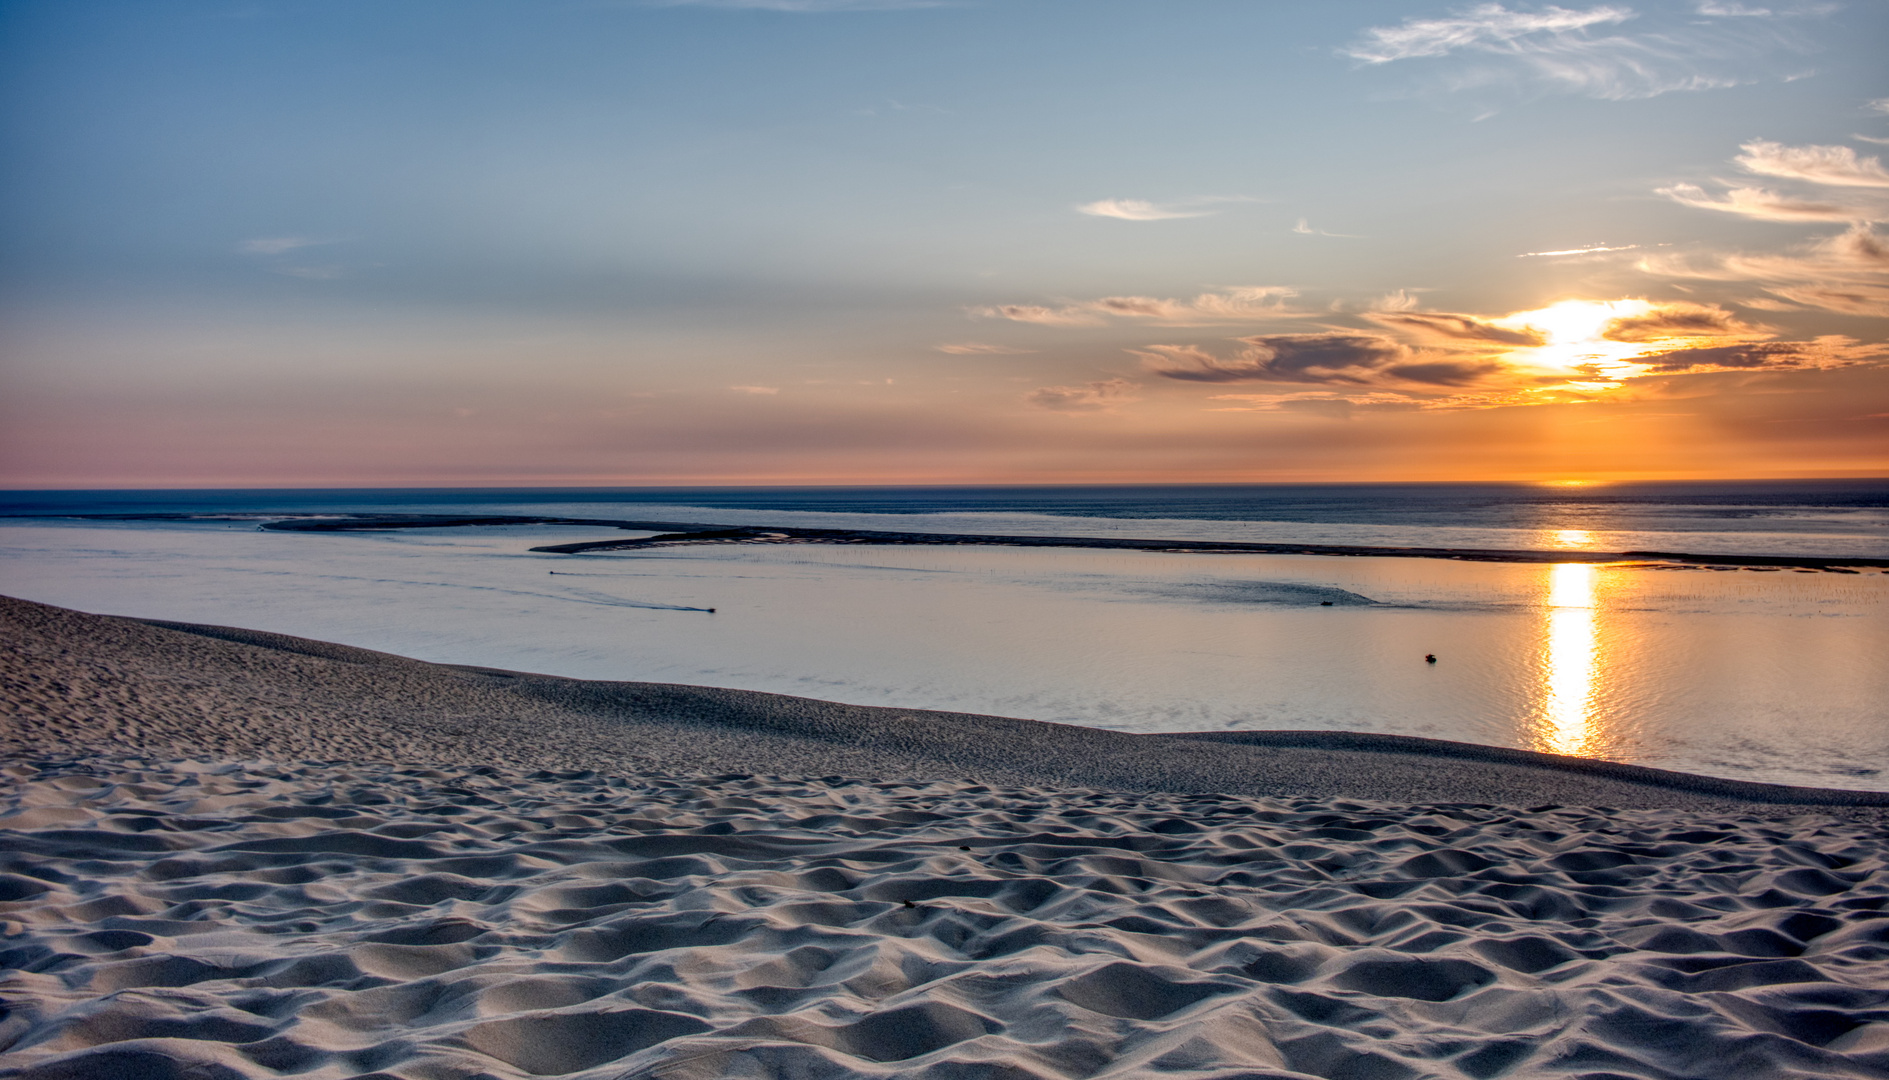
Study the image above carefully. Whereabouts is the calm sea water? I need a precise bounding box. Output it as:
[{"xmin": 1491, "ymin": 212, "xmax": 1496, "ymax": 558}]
[
  {"xmin": 5, "ymin": 480, "xmax": 1888, "ymax": 557},
  {"xmin": 2, "ymin": 483, "xmax": 1885, "ymax": 790}
]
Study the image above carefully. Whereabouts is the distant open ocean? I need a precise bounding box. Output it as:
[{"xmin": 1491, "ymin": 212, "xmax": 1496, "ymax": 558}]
[{"xmin": 2, "ymin": 481, "xmax": 1885, "ymax": 789}]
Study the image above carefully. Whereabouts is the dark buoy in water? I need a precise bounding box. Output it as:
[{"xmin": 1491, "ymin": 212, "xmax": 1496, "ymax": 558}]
[
  {"xmin": 707, "ymin": 608, "xmax": 716, "ymax": 614},
  {"xmin": 1425, "ymin": 654, "xmax": 1437, "ymax": 664},
  {"xmin": 1320, "ymin": 601, "xmax": 1333, "ymax": 606}
]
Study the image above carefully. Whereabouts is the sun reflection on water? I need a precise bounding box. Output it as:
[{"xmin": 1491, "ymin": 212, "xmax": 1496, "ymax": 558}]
[
  {"xmin": 1551, "ymin": 529, "xmax": 1592, "ymax": 549},
  {"xmin": 1539, "ymin": 562, "xmax": 1599, "ymax": 757}
]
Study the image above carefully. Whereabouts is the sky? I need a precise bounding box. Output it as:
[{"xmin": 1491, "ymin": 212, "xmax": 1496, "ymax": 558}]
[{"xmin": 0, "ymin": 0, "xmax": 1885, "ymax": 487}]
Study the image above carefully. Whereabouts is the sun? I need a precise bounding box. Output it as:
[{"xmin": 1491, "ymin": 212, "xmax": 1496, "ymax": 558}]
[
  {"xmin": 1495, "ymin": 299, "xmax": 1665, "ymax": 385},
  {"xmin": 1513, "ymin": 299, "xmax": 1651, "ymax": 346}
]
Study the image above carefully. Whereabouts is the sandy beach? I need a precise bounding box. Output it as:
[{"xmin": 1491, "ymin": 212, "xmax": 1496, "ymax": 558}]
[{"xmin": 3, "ymin": 593, "xmax": 1888, "ymax": 1079}]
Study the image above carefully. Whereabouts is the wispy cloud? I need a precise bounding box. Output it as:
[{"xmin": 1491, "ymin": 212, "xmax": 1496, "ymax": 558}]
[
  {"xmin": 1342, "ymin": 2, "xmax": 1813, "ymax": 102},
  {"xmin": 934, "ymin": 342, "xmax": 1036, "ymax": 355},
  {"xmin": 648, "ymin": 0, "xmax": 946, "ymax": 10},
  {"xmin": 1077, "ymin": 199, "xmax": 1211, "ymax": 221},
  {"xmin": 729, "ymin": 384, "xmax": 781, "ymax": 394},
  {"xmin": 1366, "ymin": 311, "xmax": 1546, "ymax": 345},
  {"xmin": 1205, "ymin": 392, "xmax": 1435, "ymax": 417},
  {"xmin": 1518, "ymin": 243, "xmax": 1639, "ymax": 256},
  {"xmin": 1293, "ymin": 219, "xmax": 1360, "ymax": 238},
  {"xmin": 972, "ymin": 304, "xmax": 1106, "ymax": 327},
  {"xmin": 1370, "ymin": 290, "xmax": 1424, "ymax": 312},
  {"xmin": 1025, "ymin": 378, "xmax": 1137, "ymax": 412},
  {"xmin": 972, "ymin": 287, "xmax": 1304, "ymax": 327},
  {"xmin": 1345, "ymin": 4, "xmax": 1634, "ymax": 64},
  {"xmin": 239, "ymin": 236, "xmax": 334, "ymax": 255},
  {"xmin": 1658, "ymin": 137, "xmax": 1889, "ymax": 222},
  {"xmin": 241, "ymin": 236, "xmax": 352, "ymax": 280},
  {"xmin": 1651, "ymin": 131, "xmax": 1889, "ymax": 313},
  {"xmin": 1655, "ymin": 183, "xmax": 1877, "ymax": 222},
  {"xmin": 1643, "ymin": 222, "xmax": 1889, "ymax": 315},
  {"xmin": 1076, "ymin": 195, "xmax": 1259, "ymax": 221},
  {"xmin": 1735, "ymin": 140, "xmax": 1889, "ymax": 187}
]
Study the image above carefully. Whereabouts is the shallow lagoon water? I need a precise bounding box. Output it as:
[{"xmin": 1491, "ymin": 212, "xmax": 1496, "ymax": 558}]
[
  {"xmin": 1, "ymin": 518, "xmax": 1884, "ymax": 791},
  {"xmin": 7, "ymin": 480, "xmax": 1888, "ymax": 557}
]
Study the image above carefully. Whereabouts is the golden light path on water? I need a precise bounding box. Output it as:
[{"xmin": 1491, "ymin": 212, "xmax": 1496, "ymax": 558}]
[{"xmin": 1539, "ymin": 561, "xmax": 1600, "ymax": 757}]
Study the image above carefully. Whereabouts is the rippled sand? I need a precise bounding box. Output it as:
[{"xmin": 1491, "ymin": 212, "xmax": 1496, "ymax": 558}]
[{"xmin": 3, "ymin": 595, "xmax": 1888, "ymax": 1079}]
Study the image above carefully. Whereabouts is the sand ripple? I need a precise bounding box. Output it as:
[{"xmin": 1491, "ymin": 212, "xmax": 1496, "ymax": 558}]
[{"xmin": 3, "ymin": 759, "xmax": 1887, "ymax": 1079}]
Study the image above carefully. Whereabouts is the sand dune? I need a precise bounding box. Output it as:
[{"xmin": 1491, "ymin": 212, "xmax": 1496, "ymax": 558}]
[
  {"xmin": 4, "ymin": 760, "xmax": 1888, "ymax": 1080},
  {"xmin": 3, "ymin": 595, "xmax": 1889, "ymax": 1078},
  {"xmin": 5, "ymin": 596, "xmax": 1884, "ymax": 814}
]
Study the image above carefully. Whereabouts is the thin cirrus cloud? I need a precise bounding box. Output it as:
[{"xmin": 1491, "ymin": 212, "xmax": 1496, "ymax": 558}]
[
  {"xmin": 972, "ymin": 287, "xmax": 1302, "ymax": 327},
  {"xmin": 1370, "ymin": 289, "xmax": 1423, "ymax": 312},
  {"xmin": 934, "ymin": 343, "xmax": 1036, "ymax": 355},
  {"xmin": 1655, "ymin": 184, "xmax": 1876, "ymax": 223},
  {"xmin": 1649, "ymin": 130, "xmax": 1889, "ymax": 314},
  {"xmin": 1342, "ymin": 4, "xmax": 1635, "ymax": 63},
  {"xmin": 1025, "ymin": 379, "xmax": 1137, "ymax": 413},
  {"xmin": 240, "ymin": 236, "xmax": 351, "ymax": 280},
  {"xmin": 1340, "ymin": 2, "xmax": 1810, "ymax": 101},
  {"xmin": 1076, "ymin": 196, "xmax": 1258, "ymax": 221},
  {"xmin": 1518, "ymin": 243, "xmax": 1640, "ymax": 257},
  {"xmin": 1292, "ymin": 219, "xmax": 1360, "ymax": 238},
  {"xmin": 1205, "ymin": 392, "xmax": 1434, "ymax": 417},
  {"xmin": 644, "ymin": 0, "xmax": 946, "ymax": 10},
  {"xmin": 1364, "ymin": 311, "xmax": 1545, "ymax": 346},
  {"xmin": 272, "ymin": 266, "xmax": 347, "ymax": 281},
  {"xmin": 1734, "ymin": 140, "xmax": 1889, "ymax": 187},
  {"xmin": 239, "ymin": 236, "xmax": 337, "ymax": 255},
  {"xmin": 1656, "ymin": 139, "xmax": 1889, "ymax": 222},
  {"xmin": 1077, "ymin": 199, "xmax": 1210, "ymax": 221},
  {"xmin": 1643, "ymin": 222, "xmax": 1889, "ymax": 316}
]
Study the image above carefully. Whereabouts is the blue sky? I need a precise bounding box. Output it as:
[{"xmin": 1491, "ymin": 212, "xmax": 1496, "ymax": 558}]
[{"xmin": 1, "ymin": 0, "xmax": 1884, "ymax": 485}]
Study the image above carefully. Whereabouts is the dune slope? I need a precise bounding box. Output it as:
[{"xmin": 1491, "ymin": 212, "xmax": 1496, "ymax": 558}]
[{"xmin": 3, "ymin": 595, "xmax": 1884, "ymax": 814}]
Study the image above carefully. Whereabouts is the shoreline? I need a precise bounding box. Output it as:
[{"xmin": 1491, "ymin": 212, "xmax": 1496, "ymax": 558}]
[
  {"xmin": 6, "ymin": 595, "xmax": 1889, "ymax": 1078},
  {"xmin": 6, "ymin": 594, "xmax": 1886, "ymax": 809},
  {"xmin": 22, "ymin": 511, "xmax": 1889, "ymax": 569}
]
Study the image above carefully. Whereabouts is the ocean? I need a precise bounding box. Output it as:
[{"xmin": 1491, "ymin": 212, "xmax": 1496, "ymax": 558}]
[{"xmin": 2, "ymin": 481, "xmax": 1885, "ymax": 790}]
